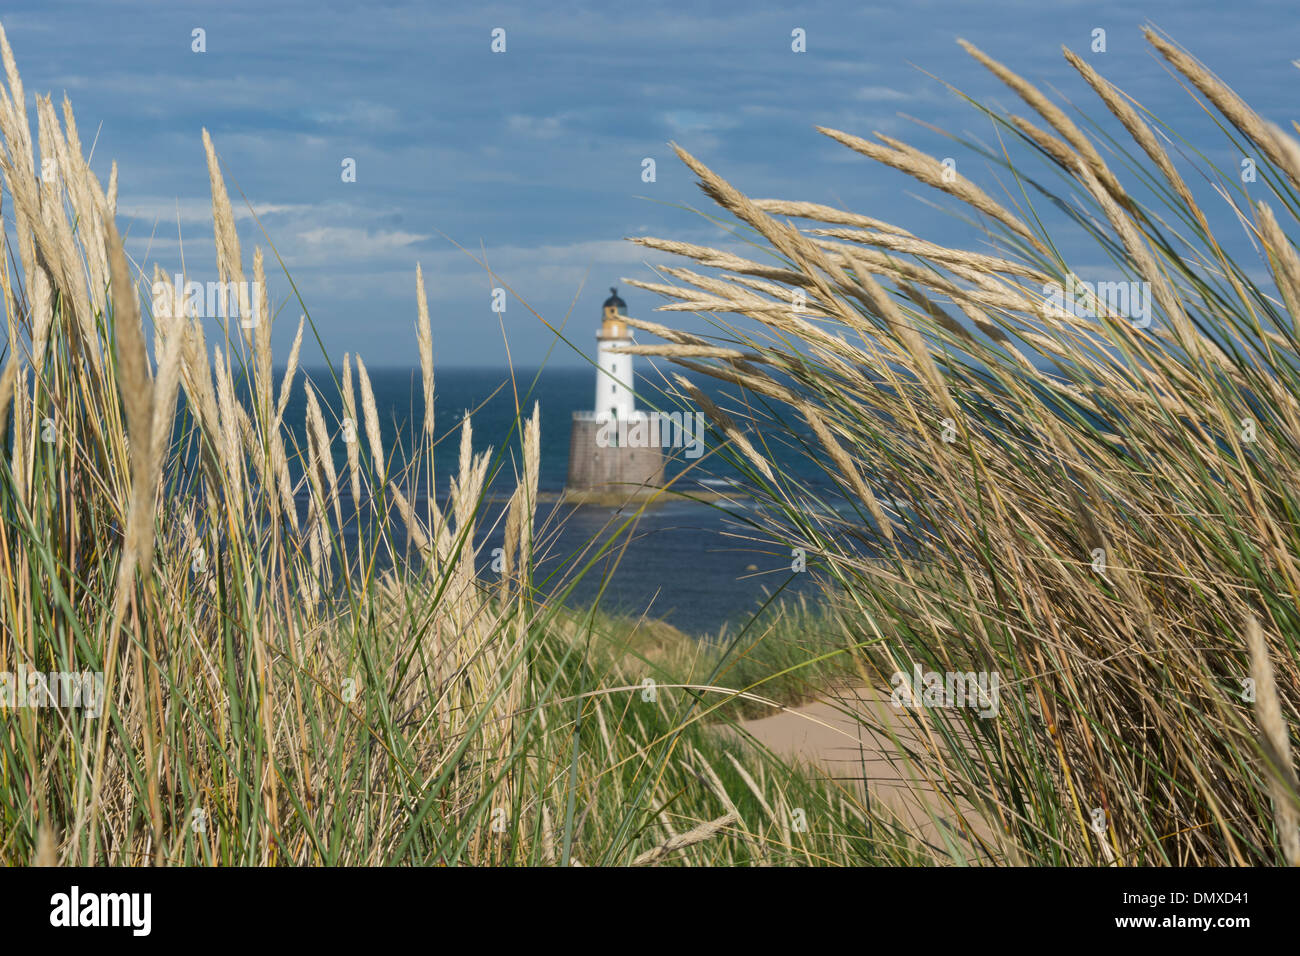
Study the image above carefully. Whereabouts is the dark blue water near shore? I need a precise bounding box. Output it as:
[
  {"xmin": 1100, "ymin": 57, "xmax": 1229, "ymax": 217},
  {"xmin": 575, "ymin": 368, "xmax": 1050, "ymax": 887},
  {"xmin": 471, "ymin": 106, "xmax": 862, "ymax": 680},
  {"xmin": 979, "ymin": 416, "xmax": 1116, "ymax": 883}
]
[{"xmin": 265, "ymin": 366, "xmax": 829, "ymax": 636}]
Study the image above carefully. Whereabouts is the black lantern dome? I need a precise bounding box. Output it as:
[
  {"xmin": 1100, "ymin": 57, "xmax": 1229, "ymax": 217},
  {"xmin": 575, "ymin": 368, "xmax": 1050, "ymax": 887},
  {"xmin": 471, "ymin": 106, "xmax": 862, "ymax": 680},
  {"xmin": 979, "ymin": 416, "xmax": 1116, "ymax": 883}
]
[{"xmin": 602, "ymin": 287, "xmax": 626, "ymax": 313}]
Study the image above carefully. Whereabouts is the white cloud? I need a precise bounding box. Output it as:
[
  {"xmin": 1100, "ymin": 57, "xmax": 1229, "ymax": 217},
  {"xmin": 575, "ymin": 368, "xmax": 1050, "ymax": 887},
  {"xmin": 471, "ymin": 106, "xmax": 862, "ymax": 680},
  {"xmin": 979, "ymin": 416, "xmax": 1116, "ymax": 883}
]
[
  {"xmin": 661, "ymin": 110, "xmax": 740, "ymax": 134},
  {"xmin": 295, "ymin": 226, "xmax": 431, "ymax": 257},
  {"xmin": 506, "ymin": 114, "xmax": 566, "ymax": 138},
  {"xmin": 118, "ymin": 197, "xmax": 307, "ymax": 225},
  {"xmin": 304, "ymin": 100, "xmax": 401, "ymax": 130},
  {"xmin": 853, "ymin": 85, "xmax": 915, "ymax": 102},
  {"xmin": 60, "ymin": 72, "xmax": 302, "ymax": 107}
]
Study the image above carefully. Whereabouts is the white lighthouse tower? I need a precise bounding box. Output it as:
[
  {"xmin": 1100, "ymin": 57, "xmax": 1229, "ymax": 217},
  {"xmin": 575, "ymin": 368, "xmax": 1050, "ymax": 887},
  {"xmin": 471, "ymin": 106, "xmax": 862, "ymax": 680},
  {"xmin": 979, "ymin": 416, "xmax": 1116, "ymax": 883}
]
[
  {"xmin": 594, "ymin": 288, "xmax": 636, "ymax": 421},
  {"xmin": 563, "ymin": 287, "xmax": 665, "ymax": 501}
]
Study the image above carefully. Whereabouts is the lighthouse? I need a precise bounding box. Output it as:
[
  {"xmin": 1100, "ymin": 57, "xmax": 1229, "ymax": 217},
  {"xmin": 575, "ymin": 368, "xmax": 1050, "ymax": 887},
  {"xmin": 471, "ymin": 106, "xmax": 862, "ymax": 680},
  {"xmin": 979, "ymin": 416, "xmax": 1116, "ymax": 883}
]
[
  {"xmin": 594, "ymin": 288, "xmax": 636, "ymax": 421},
  {"xmin": 563, "ymin": 288, "xmax": 666, "ymax": 502}
]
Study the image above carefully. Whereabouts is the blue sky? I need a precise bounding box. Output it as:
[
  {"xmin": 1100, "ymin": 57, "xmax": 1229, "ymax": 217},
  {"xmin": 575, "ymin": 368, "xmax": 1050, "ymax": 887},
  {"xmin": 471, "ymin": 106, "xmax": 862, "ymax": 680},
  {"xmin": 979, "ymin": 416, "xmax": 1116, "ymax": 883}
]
[{"xmin": 2, "ymin": 0, "xmax": 1298, "ymax": 365}]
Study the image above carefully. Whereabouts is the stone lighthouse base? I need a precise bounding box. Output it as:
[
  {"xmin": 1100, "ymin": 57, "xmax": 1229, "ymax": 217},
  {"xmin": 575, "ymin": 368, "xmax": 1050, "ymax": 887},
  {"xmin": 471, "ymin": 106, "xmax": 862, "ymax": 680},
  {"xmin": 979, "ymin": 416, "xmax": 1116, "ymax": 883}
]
[{"xmin": 563, "ymin": 413, "xmax": 665, "ymax": 505}]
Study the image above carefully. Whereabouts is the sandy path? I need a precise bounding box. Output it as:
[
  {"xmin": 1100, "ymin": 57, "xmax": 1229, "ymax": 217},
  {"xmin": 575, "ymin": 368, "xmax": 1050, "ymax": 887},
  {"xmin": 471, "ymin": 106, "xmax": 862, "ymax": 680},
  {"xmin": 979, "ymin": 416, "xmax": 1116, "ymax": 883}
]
[{"xmin": 731, "ymin": 686, "xmax": 999, "ymax": 859}]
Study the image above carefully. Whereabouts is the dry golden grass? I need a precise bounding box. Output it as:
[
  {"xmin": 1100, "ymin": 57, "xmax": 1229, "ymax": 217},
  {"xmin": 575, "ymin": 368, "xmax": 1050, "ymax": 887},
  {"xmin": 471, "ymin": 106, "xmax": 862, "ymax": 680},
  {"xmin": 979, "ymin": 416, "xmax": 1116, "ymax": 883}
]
[
  {"xmin": 0, "ymin": 22, "xmax": 887, "ymax": 867},
  {"xmin": 622, "ymin": 30, "xmax": 1300, "ymax": 865}
]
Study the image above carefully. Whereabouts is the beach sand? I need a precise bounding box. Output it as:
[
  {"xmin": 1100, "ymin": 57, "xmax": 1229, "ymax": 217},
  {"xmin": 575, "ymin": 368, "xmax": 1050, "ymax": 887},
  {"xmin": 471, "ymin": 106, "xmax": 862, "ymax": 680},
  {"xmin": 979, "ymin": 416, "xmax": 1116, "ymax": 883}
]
[{"xmin": 732, "ymin": 686, "xmax": 999, "ymax": 860}]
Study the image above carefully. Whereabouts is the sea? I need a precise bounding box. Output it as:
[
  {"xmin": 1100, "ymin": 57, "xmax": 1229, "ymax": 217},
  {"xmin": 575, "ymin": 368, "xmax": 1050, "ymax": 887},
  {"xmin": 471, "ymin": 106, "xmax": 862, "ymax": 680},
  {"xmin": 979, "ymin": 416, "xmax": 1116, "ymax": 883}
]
[{"xmin": 263, "ymin": 366, "xmax": 832, "ymax": 636}]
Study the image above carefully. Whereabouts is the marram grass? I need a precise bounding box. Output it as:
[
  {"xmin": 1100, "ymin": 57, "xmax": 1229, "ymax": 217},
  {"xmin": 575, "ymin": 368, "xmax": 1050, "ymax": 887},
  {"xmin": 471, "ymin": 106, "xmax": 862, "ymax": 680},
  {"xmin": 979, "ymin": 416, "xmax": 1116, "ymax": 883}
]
[
  {"xmin": 0, "ymin": 22, "xmax": 891, "ymax": 867},
  {"xmin": 2, "ymin": 19, "xmax": 1298, "ymax": 868},
  {"xmin": 625, "ymin": 28, "xmax": 1300, "ymax": 865}
]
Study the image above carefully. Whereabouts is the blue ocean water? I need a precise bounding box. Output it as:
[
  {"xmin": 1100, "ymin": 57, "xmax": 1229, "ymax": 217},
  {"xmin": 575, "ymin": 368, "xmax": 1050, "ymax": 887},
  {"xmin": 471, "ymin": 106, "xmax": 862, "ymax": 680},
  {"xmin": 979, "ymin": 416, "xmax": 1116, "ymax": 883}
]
[{"xmin": 266, "ymin": 366, "xmax": 829, "ymax": 636}]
